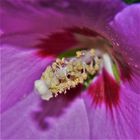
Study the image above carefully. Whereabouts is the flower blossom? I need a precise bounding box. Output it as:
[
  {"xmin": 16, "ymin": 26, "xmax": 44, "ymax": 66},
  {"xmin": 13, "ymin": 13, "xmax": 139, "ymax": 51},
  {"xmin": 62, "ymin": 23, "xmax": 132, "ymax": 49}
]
[{"xmin": 0, "ymin": 0, "xmax": 140, "ymax": 139}]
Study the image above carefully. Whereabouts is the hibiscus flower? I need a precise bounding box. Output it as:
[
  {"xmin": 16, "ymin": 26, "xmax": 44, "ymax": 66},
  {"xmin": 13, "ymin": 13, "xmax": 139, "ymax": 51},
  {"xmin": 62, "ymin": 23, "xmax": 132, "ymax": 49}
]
[{"xmin": 1, "ymin": 0, "xmax": 140, "ymax": 139}]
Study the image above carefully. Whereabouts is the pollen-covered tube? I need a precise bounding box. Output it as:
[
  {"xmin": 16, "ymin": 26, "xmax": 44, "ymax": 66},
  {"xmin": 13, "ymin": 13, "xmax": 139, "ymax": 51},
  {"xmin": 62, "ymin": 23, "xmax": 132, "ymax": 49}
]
[{"xmin": 34, "ymin": 49, "xmax": 101, "ymax": 101}]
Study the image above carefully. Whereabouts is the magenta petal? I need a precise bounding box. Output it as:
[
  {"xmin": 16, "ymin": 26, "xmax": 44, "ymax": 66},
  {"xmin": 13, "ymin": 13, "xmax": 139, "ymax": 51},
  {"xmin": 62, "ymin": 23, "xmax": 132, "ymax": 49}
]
[
  {"xmin": 109, "ymin": 4, "xmax": 140, "ymax": 93},
  {"xmin": 83, "ymin": 84, "xmax": 140, "ymax": 139},
  {"xmin": 110, "ymin": 4, "xmax": 140, "ymax": 66},
  {"xmin": 2, "ymin": 87, "xmax": 139, "ymax": 139},
  {"xmin": 1, "ymin": 45, "xmax": 53, "ymax": 113},
  {"xmin": 1, "ymin": 91, "xmax": 90, "ymax": 139},
  {"xmin": 1, "ymin": 2, "xmax": 76, "ymax": 47},
  {"xmin": 1, "ymin": 0, "xmax": 125, "ymax": 47}
]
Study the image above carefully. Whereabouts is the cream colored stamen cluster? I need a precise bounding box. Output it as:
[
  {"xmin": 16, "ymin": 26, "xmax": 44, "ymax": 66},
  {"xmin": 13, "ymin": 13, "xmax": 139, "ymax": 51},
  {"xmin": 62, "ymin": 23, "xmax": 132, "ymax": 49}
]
[{"xmin": 35, "ymin": 49, "xmax": 101, "ymax": 100}]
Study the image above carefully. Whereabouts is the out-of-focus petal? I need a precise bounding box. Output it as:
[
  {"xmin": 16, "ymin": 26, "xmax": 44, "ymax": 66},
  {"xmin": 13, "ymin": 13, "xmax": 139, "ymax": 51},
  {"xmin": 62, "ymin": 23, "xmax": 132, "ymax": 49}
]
[
  {"xmin": 0, "ymin": 0, "xmax": 125, "ymax": 47},
  {"xmin": 1, "ymin": 91, "xmax": 90, "ymax": 139},
  {"xmin": 50, "ymin": 0, "xmax": 125, "ymax": 31},
  {"xmin": 83, "ymin": 84, "xmax": 140, "ymax": 139},
  {"xmin": 109, "ymin": 4, "xmax": 140, "ymax": 93},
  {"xmin": 1, "ymin": 45, "xmax": 53, "ymax": 113},
  {"xmin": 0, "ymin": 4, "xmax": 78, "ymax": 47}
]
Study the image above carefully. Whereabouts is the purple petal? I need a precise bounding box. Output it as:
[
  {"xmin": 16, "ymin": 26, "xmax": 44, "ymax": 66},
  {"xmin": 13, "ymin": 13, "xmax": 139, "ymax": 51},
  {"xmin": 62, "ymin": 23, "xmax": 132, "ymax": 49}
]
[
  {"xmin": 1, "ymin": 4, "xmax": 78, "ymax": 47},
  {"xmin": 83, "ymin": 84, "xmax": 140, "ymax": 139},
  {"xmin": 2, "ymin": 86, "xmax": 139, "ymax": 139},
  {"xmin": 109, "ymin": 4, "xmax": 140, "ymax": 93},
  {"xmin": 1, "ymin": 91, "xmax": 90, "ymax": 139},
  {"xmin": 1, "ymin": 45, "xmax": 53, "ymax": 113},
  {"xmin": 110, "ymin": 4, "xmax": 140, "ymax": 69},
  {"xmin": 83, "ymin": 5, "xmax": 140, "ymax": 138},
  {"xmin": 1, "ymin": 0, "xmax": 125, "ymax": 47}
]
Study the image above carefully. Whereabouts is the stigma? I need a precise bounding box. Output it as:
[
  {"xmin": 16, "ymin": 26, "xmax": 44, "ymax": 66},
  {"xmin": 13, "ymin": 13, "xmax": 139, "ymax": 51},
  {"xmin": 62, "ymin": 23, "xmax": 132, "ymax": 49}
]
[{"xmin": 35, "ymin": 49, "xmax": 101, "ymax": 100}]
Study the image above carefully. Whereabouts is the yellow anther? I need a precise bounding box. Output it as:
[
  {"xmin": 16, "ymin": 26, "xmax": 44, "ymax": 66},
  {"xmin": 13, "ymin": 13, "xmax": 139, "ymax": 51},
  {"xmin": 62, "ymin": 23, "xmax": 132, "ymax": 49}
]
[
  {"xmin": 90, "ymin": 49, "xmax": 95, "ymax": 56},
  {"xmin": 56, "ymin": 58, "xmax": 61, "ymax": 63},
  {"xmin": 76, "ymin": 51, "xmax": 82, "ymax": 57}
]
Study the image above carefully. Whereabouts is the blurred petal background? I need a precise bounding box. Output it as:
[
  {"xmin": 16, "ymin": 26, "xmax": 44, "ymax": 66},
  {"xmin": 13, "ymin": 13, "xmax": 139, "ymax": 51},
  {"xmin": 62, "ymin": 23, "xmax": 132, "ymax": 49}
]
[{"xmin": 0, "ymin": 0, "xmax": 140, "ymax": 139}]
